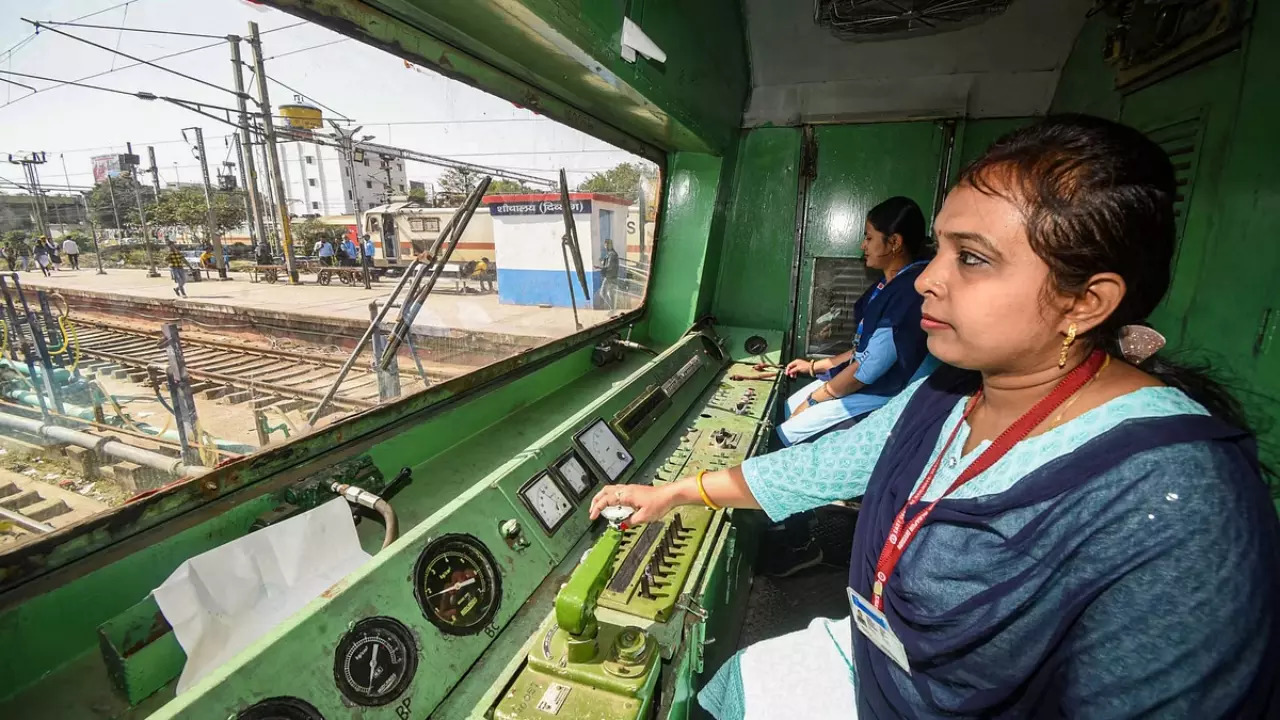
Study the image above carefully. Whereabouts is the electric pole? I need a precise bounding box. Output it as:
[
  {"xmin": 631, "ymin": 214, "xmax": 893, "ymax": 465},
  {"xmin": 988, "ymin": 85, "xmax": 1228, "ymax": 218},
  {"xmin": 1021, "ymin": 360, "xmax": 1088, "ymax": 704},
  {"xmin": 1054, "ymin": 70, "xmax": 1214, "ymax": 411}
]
[
  {"xmin": 257, "ymin": 138, "xmax": 280, "ymax": 253},
  {"xmin": 125, "ymin": 144, "xmax": 159, "ymax": 277},
  {"xmin": 146, "ymin": 145, "xmax": 165, "ymax": 258},
  {"xmin": 229, "ymin": 35, "xmax": 268, "ymax": 252},
  {"xmin": 104, "ymin": 168, "xmax": 122, "ymax": 245},
  {"xmin": 232, "ymin": 134, "xmax": 256, "ymax": 247},
  {"xmin": 7, "ymin": 152, "xmax": 49, "ymax": 239},
  {"xmin": 334, "ymin": 123, "xmax": 370, "ymax": 288},
  {"xmin": 248, "ymin": 21, "xmax": 298, "ymax": 283},
  {"xmin": 185, "ymin": 127, "xmax": 227, "ymax": 279},
  {"xmin": 81, "ymin": 193, "xmax": 106, "ymax": 274}
]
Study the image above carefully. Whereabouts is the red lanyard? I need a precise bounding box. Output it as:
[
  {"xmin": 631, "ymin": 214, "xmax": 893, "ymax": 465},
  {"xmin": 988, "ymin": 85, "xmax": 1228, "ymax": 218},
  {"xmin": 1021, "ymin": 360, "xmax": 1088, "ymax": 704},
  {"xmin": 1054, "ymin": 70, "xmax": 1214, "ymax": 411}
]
[{"xmin": 870, "ymin": 349, "xmax": 1107, "ymax": 610}]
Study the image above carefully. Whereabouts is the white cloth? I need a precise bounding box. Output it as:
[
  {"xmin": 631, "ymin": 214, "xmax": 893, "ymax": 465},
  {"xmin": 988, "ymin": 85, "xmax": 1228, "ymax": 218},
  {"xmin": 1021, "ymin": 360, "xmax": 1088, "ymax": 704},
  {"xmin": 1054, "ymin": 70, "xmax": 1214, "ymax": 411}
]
[
  {"xmin": 153, "ymin": 498, "xmax": 371, "ymax": 693},
  {"xmin": 734, "ymin": 617, "xmax": 858, "ymax": 719},
  {"xmin": 61, "ymin": 239, "xmax": 79, "ymax": 255}
]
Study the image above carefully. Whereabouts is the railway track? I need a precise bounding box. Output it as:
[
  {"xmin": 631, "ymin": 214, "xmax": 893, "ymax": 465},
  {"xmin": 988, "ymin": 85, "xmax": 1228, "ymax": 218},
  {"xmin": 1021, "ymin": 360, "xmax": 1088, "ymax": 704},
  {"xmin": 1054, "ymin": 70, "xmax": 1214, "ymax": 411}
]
[{"xmin": 67, "ymin": 319, "xmax": 453, "ymax": 415}]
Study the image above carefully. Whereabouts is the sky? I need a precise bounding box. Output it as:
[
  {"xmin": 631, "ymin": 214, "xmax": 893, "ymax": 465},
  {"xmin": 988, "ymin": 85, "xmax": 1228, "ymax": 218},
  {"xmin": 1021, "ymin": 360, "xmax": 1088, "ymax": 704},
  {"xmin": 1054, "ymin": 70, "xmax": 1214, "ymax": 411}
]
[{"xmin": 0, "ymin": 0, "xmax": 645, "ymax": 199}]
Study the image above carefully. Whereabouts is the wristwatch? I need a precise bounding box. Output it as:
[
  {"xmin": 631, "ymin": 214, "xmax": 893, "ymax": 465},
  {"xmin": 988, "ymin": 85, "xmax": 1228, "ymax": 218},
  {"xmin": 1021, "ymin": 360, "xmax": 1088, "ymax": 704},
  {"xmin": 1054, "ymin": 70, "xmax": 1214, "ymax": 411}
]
[{"xmin": 806, "ymin": 394, "xmax": 821, "ymax": 408}]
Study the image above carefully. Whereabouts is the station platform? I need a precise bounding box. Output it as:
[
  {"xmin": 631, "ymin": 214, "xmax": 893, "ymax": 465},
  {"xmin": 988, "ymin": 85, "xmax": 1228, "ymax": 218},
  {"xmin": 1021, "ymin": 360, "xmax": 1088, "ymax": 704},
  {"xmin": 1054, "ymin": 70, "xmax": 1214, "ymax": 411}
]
[{"xmin": 16, "ymin": 268, "xmax": 618, "ymax": 363}]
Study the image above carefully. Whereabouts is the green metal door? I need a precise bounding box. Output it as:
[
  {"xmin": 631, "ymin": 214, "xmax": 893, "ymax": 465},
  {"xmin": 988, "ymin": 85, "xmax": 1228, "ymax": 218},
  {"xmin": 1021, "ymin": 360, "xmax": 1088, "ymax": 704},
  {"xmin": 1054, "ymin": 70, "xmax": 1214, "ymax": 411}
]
[{"xmin": 795, "ymin": 122, "xmax": 946, "ymax": 355}]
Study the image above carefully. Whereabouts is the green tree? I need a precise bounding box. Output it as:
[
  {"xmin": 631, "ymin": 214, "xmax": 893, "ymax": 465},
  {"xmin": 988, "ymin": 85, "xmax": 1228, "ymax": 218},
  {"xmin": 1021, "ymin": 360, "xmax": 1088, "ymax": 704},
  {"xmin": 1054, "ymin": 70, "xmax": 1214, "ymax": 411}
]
[
  {"xmin": 0, "ymin": 202, "xmax": 33, "ymax": 234},
  {"xmin": 407, "ymin": 185, "xmax": 428, "ymax": 204},
  {"xmin": 87, "ymin": 175, "xmax": 152, "ymax": 231},
  {"xmin": 437, "ymin": 167, "xmax": 483, "ymax": 201},
  {"xmin": 294, "ymin": 217, "xmax": 347, "ymax": 249},
  {"xmin": 486, "ymin": 179, "xmax": 534, "ymax": 195},
  {"xmin": 148, "ymin": 187, "xmax": 246, "ymax": 242},
  {"xmin": 575, "ymin": 162, "xmax": 653, "ymax": 203}
]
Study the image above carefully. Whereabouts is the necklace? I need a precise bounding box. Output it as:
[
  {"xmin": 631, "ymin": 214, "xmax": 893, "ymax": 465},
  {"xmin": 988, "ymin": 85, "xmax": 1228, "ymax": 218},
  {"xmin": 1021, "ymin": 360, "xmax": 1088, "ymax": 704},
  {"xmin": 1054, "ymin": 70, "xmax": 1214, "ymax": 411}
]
[{"xmin": 1047, "ymin": 354, "xmax": 1111, "ymax": 430}]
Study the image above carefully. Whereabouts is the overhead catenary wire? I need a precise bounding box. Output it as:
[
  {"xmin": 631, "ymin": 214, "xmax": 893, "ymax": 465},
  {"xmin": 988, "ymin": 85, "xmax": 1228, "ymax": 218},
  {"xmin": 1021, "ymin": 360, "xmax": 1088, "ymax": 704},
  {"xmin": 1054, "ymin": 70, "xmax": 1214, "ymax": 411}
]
[
  {"xmin": 0, "ymin": 0, "xmax": 142, "ymax": 63},
  {"xmin": 34, "ymin": 20, "xmax": 229, "ymax": 41},
  {"xmin": 0, "ymin": 21, "xmax": 304, "ymax": 112},
  {"xmin": 22, "ymin": 18, "xmax": 246, "ymax": 102},
  {"xmin": 264, "ymin": 38, "xmax": 349, "ymax": 61}
]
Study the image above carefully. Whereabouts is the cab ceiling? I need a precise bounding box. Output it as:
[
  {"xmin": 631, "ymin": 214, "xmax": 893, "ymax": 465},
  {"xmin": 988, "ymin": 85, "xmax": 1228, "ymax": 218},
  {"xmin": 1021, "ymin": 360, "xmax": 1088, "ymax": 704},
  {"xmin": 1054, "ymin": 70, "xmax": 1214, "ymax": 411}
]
[{"xmin": 744, "ymin": 0, "xmax": 1093, "ymax": 125}]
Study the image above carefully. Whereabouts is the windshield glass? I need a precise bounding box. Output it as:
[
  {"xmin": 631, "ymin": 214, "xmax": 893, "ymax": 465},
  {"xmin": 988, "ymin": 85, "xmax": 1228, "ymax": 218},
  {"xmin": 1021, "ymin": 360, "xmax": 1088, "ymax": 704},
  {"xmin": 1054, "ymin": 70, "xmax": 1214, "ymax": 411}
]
[{"xmin": 0, "ymin": 1, "xmax": 661, "ymax": 552}]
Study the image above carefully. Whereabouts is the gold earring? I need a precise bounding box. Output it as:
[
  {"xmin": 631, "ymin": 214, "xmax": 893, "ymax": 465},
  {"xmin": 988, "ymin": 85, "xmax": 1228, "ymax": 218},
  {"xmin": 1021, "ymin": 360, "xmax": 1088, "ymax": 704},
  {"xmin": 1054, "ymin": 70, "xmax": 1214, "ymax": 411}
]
[{"xmin": 1059, "ymin": 323, "xmax": 1077, "ymax": 368}]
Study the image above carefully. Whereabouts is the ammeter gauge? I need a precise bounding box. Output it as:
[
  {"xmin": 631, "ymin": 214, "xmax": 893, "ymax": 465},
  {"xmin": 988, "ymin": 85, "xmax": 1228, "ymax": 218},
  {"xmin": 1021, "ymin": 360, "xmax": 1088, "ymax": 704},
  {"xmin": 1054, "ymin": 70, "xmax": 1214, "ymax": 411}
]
[
  {"xmin": 236, "ymin": 697, "xmax": 325, "ymax": 720},
  {"xmin": 332, "ymin": 617, "xmax": 418, "ymax": 706},
  {"xmin": 551, "ymin": 449, "xmax": 595, "ymax": 500},
  {"xmin": 518, "ymin": 471, "xmax": 574, "ymax": 534},
  {"xmin": 574, "ymin": 419, "xmax": 634, "ymax": 482},
  {"xmin": 413, "ymin": 534, "xmax": 502, "ymax": 636}
]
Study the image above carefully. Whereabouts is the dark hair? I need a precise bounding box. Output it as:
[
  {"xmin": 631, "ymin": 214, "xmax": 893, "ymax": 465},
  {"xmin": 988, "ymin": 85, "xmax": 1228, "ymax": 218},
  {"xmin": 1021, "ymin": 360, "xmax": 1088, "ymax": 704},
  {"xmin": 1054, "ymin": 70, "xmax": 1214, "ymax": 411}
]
[
  {"xmin": 866, "ymin": 196, "xmax": 929, "ymax": 261},
  {"xmin": 958, "ymin": 114, "xmax": 1252, "ymax": 431}
]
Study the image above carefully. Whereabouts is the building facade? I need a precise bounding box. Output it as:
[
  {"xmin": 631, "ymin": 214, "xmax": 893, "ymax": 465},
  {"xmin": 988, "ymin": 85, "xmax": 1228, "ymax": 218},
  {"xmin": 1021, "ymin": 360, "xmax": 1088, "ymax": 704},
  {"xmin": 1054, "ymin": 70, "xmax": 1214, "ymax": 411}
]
[{"xmin": 276, "ymin": 140, "xmax": 408, "ymax": 217}]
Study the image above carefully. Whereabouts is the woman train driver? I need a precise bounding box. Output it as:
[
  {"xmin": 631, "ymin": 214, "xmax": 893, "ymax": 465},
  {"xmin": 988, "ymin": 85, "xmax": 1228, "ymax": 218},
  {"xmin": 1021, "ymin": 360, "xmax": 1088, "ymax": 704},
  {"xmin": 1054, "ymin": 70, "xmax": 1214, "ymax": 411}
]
[
  {"xmin": 779, "ymin": 196, "xmax": 939, "ymax": 447},
  {"xmin": 592, "ymin": 115, "xmax": 1279, "ymax": 718}
]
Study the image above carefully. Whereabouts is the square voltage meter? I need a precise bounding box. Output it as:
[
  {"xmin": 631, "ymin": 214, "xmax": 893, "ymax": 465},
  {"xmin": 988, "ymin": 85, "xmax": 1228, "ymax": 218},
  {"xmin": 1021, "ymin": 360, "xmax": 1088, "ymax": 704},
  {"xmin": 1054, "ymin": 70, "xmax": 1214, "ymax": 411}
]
[{"xmin": 573, "ymin": 418, "xmax": 634, "ymax": 483}]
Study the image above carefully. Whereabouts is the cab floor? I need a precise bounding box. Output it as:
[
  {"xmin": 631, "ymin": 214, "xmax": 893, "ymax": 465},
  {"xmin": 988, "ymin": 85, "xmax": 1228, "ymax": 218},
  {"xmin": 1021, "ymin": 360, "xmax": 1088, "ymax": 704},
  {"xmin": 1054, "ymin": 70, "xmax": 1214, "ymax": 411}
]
[{"xmin": 739, "ymin": 506, "xmax": 857, "ymax": 648}]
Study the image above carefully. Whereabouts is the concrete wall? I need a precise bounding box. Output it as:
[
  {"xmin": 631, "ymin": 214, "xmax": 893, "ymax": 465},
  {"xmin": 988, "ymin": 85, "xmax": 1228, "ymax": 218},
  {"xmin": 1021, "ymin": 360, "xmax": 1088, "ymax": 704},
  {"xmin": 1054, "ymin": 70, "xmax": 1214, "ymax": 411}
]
[{"xmin": 742, "ymin": 0, "xmax": 1091, "ymax": 126}]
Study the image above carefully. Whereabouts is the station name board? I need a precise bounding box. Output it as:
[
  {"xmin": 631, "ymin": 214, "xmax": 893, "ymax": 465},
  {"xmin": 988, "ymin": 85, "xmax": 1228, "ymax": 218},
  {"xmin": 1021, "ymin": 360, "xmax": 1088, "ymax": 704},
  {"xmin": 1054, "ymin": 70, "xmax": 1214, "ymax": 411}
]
[{"xmin": 489, "ymin": 199, "xmax": 592, "ymax": 216}]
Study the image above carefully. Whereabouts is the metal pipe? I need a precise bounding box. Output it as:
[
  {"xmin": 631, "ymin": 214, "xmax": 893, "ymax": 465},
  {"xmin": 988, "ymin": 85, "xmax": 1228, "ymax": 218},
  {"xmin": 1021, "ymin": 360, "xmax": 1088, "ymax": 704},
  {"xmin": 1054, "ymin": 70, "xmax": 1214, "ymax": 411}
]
[
  {"xmin": 305, "ymin": 255, "xmax": 423, "ymax": 425},
  {"xmin": 0, "ymin": 410, "xmax": 205, "ymax": 476},
  {"xmin": 0, "ymin": 506, "xmax": 53, "ymax": 534},
  {"xmin": 331, "ymin": 482, "xmax": 398, "ymax": 550}
]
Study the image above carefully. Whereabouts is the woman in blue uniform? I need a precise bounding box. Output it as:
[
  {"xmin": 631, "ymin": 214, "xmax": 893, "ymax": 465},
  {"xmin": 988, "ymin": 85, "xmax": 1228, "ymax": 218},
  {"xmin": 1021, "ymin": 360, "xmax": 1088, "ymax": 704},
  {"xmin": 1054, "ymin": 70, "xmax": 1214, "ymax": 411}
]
[
  {"xmin": 592, "ymin": 115, "xmax": 1279, "ymax": 719},
  {"xmin": 779, "ymin": 196, "xmax": 937, "ymax": 447}
]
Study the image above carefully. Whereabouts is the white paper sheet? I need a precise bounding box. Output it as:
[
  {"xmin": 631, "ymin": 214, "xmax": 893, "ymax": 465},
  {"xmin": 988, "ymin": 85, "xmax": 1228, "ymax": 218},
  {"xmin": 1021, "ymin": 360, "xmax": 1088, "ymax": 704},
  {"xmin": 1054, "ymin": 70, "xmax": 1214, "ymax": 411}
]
[{"xmin": 153, "ymin": 497, "xmax": 372, "ymax": 693}]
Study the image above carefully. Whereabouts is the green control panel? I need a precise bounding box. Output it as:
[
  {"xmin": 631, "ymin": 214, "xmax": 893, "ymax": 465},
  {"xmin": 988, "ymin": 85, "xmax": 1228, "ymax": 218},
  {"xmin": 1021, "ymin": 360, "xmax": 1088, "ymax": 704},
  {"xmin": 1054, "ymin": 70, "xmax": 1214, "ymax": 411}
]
[{"xmin": 481, "ymin": 361, "xmax": 779, "ymax": 720}]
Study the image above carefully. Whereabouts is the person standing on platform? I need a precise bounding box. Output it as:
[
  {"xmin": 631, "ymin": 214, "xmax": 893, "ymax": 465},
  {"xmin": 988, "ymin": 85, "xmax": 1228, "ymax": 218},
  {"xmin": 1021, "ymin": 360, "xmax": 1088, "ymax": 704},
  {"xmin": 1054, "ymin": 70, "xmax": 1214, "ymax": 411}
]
[
  {"xmin": 15, "ymin": 239, "xmax": 30, "ymax": 272},
  {"xmin": 61, "ymin": 236, "xmax": 81, "ymax": 270},
  {"xmin": 33, "ymin": 241, "xmax": 51, "ymax": 277},
  {"xmin": 318, "ymin": 238, "xmax": 336, "ymax": 266},
  {"xmin": 165, "ymin": 241, "xmax": 189, "ymax": 298},
  {"xmin": 597, "ymin": 244, "xmax": 620, "ymax": 309},
  {"xmin": 361, "ymin": 234, "xmax": 375, "ymax": 273},
  {"xmin": 42, "ymin": 237, "xmax": 60, "ymax": 271},
  {"xmin": 3, "ymin": 242, "xmax": 15, "ymax": 272},
  {"xmin": 340, "ymin": 236, "xmax": 358, "ymax": 267}
]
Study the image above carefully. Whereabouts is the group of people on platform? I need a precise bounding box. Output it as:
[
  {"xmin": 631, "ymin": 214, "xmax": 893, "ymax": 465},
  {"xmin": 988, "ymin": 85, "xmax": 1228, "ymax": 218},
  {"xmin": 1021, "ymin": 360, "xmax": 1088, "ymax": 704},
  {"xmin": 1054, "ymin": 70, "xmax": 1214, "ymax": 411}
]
[
  {"xmin": 312, "ymin": 234, "xmax": 375, "ymax": 270},
  {"xmin": 3, "ymin": 236, "xmax": 82, "ymax": 276},
  {"xmin": 590, "ymin": 115, "xmax": 1280, "ymax": 719}
]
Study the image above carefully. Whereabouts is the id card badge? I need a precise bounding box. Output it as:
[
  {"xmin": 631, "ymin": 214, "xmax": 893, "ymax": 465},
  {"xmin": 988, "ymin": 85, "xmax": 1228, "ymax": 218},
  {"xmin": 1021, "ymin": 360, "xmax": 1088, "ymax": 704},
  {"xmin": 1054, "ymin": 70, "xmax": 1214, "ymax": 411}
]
[{"xmin": 848, "ymin": 587, "xmax": 912, "ymax": 674}]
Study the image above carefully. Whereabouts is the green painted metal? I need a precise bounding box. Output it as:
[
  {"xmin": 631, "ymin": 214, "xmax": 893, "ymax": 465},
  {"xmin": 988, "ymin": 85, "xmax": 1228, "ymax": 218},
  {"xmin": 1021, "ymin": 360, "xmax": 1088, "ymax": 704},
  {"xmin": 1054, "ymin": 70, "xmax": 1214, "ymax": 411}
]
[
  {"xmin": 493, "ymin": 615, "xmax": 658, "ymax": 720},
  {"xmin": 96, "ymin": 596, "xmax": 186, "ymax": 708},
  {"xmin": 597, "ymin": 506, "xmax": 713, "ymax": 622},
  {"xmin": 1120, "ymin": 51, "xmax": 1244, "ymax": 352},
  {"xmin": 710, "ymin": 128, "xmax": 803, "ymax": 332},
  {"xmin": 950, "ymin": 118, "xmax": 1035, "ymax": 184},
  {"xmin": 69, "ymin": 334, "xmax": 724, "ymax": 720},
  {"xmin": 1049, "ymin": 14, "xmax": 1124, "ymax": 120},
  {"xmin": 644, "ymin": 152, "xmax": 725, "ymax": 346},
  {"xmin": 266, "ymin": 0, "xmax": 748, "ymax": 155},
  {"xmin": 474, "ymin": 361, "xmax": 779, "ymax": 720},
  {"xmin": 794, "ymin": 122, "xmax": 945, "ymax": 351},
  {"xmin": 556, "ymin": 527, "xmax": 622, "ymax": 637}
]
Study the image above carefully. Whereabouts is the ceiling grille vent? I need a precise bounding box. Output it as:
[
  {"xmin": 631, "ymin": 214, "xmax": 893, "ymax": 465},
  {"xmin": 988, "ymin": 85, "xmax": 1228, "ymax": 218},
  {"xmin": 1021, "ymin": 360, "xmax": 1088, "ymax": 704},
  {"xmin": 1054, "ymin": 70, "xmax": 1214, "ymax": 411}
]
[{"xmin": 815, "ymin": 0, "xmax": 1014, "ymax": 41}]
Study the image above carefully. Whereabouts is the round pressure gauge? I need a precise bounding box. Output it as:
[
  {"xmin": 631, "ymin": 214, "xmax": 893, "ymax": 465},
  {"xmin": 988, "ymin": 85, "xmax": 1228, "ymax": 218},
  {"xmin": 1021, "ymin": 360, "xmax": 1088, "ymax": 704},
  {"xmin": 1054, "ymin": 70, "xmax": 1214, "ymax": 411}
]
[
  {"xmin": 236, "ymin": 697, "xmax": 325, "ymax": 720},
  {"xmin": 413, "ymin": 534, "xmax": 502, "ymax": 636},
  {"xmin": 333, "ymin": 617, "xmax": 418, "ymax": 706}
]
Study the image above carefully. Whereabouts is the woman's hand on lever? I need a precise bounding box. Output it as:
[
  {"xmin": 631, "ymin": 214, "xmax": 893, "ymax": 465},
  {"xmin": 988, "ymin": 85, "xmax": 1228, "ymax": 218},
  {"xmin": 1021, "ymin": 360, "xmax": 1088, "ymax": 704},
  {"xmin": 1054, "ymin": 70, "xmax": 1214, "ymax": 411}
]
[
  {"xmin": 590, "ymin": 483, "xmax": 678, "ymax": 525},
  {"xmin": 785, "ymin": 358, "xmax": 816, "ymax": 378},
  {"xmin": 589, "ymin": 468, "xmax": 762, "ymax": 525}
]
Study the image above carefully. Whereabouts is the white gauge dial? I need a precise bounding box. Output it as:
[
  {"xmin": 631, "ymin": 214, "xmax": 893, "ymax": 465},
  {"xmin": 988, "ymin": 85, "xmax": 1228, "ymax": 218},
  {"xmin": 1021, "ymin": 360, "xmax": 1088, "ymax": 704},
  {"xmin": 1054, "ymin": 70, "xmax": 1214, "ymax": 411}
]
[
  {"xmin": 519, "ymin": 472, "xmax": 573, "ymax": 534},
  {"xmin": 577, "ymin": 420, "xmax": 633, "ymax": 482},
  {"xmin": 555, "ymin": 454, "xmax": 593, "ymax": 498}
]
